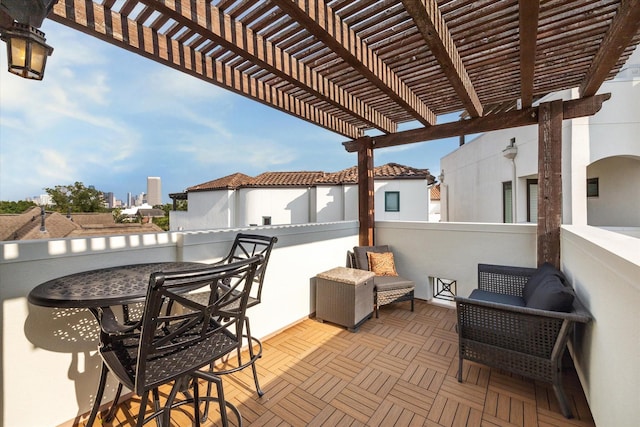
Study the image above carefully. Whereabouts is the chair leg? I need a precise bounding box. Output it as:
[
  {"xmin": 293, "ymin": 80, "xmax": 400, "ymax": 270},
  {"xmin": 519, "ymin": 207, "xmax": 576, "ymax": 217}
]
[
  {"xmin": 458, "ymin": 356, "xmax": 463, "ymax": 382},
  {"xmin": 244, "ymin": 317, "xmax": 264, "ymax": 397},
  {"xmin": 136, "ymin": 391, "xmax": 150, "ymax": 427},
  {"xmin": 86, "ymin": 362, "xmax": 109, "ymax": 427},
  {"xmin": 103, "ymin": 383, "xmax": 123, "ymax": 422}
]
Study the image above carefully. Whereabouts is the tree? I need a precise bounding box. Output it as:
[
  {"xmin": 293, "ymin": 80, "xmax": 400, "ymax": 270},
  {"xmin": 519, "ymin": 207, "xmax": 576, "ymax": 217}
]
[
  {"xmin": 45, "ymin": 182, "xmax": 107, "ymax": 213},
  {"xmin": 0, "ymin": 200, "xmax": 37, "ymax": 214}
]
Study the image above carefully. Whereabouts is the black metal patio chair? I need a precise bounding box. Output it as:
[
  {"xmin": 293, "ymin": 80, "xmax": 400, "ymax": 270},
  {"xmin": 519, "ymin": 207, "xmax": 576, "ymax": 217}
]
[
  {"xmin": 86, "ymin": 256, "xmax": 262, "ymax": 427},
  {"xmin": 208, "ymin": 233, "xmax": 278, "ymax": 397}
]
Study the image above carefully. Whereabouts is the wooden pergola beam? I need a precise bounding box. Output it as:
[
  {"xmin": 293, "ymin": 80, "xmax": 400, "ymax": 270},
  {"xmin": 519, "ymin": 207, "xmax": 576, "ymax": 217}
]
[
  {"xmin": 580, "ymin": 0, "xmax": 640, "ymax": 97},
  {"xmin": 135, "ymin": 0, "xmax": 397, "ymax": 134},
  {"xmin": 403, "ymin": 0, "xmax": 483, "ymax": 117},
  {"xmin": 50, "ymin": 0, "xmax": 363, "ymax": 139},
  {"xmin": 343, "ymin": 94, "xmax": 611, "ymax": 152},
  {"xmin": 537, "ymin": 99, "xmax": 563, "ymax": 268},
  {"xmin": 272, "ymin": 0, "xmax": 437, "ymax": 127},
  {"xmin": 518, "ymin": 0, "xmax": 539, "ymax": 108},
  {"xmin": 357, "ymin": 137, "xmax": 375, "ymax": 246}
]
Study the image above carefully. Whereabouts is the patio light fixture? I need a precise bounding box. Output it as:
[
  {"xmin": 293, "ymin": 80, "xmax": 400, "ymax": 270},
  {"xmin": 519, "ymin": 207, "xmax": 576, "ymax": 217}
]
[
  {"xmin": 1, "ymin": 22, "xmax": 53, "ymax": 79},
  {"xmin": 0, "ymin": 0, "xmax": 57, "ymax": 80}
]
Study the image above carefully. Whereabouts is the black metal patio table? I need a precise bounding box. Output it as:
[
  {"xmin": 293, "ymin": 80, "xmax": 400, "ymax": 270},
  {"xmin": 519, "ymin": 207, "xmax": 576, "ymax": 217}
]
[
  {"xmin": 27, "ymin": 261, "xmax": 209, "ymax": 426},
  {"xmin": 28, "ymin": 261, "xmax": 207, "ymax": 309}
]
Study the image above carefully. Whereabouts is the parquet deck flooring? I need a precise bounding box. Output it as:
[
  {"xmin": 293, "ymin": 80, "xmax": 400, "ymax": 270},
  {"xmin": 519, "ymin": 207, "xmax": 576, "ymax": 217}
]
[{"xmin": 87, "ymin": 300, "xmax": 595, "ymax": 427}]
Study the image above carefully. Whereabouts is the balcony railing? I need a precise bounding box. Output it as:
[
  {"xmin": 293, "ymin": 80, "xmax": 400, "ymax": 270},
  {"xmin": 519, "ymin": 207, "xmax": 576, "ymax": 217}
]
[{"xmin": 1, "ymin": 220, "xmax": 638, "ymax": 426}]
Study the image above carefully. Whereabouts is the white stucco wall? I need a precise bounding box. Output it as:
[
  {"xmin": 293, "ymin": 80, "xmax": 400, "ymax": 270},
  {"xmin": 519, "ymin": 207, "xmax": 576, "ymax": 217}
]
[
  {"xmin": 587, "ymin": 157, "xmax": 640, "ymax": 226},
  {"xmin": 374, "ymin": 179, "xmax": 430, "ymax": 221},
  {"xmin": 316, "ymin": 185, "xmax": 345, "ymax": 222},
  {"xmin": 240, "ymin": 187, "xmax": 312, "ymax": 226},
  {"xmin": 440, "ymin": 57, "xmax": 640, "ymax": 226},
  {"xmin": 170, "ymin": 190, "xmax": 235, "ymax": 231}
]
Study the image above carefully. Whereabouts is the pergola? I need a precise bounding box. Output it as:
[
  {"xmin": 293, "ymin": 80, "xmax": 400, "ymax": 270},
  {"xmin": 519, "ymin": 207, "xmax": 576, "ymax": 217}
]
[{"xmin": 5, "ymin": 0, "xmax": 640, "ymax": 266}]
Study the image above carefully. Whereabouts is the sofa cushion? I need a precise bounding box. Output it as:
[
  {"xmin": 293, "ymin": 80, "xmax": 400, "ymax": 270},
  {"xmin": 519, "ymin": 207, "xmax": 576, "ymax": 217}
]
[
  {"xmin": 523, "ymin": 262, "xmax": 567, "ymax": 302},
  {"xmin": 353, "ymin": 245, "xmax": 390, "ymax": 270},
  {"xmin": 469, "ymin": 289, "xmax": 526, "ymax": 307},
  {"xmin": 374, "ymin": 276, "xmax": 415, "ymax": 292},
  {"xmin": 367, "ymin": 251, "xmax": 398, "ymax": 276},
  {"xmin": 525, "ymin": 274, "xmax": 575, "ymax": 312}
]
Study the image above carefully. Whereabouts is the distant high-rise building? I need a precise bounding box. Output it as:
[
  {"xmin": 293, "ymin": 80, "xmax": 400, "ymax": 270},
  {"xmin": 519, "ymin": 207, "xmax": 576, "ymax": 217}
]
[
  {"xmin": 127, "ymin": 192, "xmax": 133, "ymax": 208},
  {"xmin": 147, "ymin": 177, "xmax": 162, "ymax": 206}
]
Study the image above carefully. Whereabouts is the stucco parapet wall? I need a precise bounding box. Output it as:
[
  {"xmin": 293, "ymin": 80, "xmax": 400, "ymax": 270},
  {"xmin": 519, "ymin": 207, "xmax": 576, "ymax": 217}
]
[
  {"xmin": 561, "ymin": 225, "xmax": 640, "ymax": 271},
  {"xmin": 0, "ymin": 231, "xmax": 178, "ymax": 263},
  {"xmin": 375, "ymin": 221, "xmax": 537, "ymax": 235}
]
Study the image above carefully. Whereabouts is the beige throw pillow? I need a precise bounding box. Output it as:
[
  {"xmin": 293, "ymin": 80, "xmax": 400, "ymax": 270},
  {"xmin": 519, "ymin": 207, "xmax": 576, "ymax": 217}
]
[{"xmin": 367, "ymin": 251, "xmax": 398, "ymax": 276}]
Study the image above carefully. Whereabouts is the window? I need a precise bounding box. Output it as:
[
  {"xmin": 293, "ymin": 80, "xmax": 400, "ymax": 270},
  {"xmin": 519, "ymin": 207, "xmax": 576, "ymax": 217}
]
[
  {"xmin": 262, "ymin": 216, "xmax": 271, "ymax": 225},
  {"xmin": 385, "ymin": 191, "xmax": 400, "ymax": 212},
  {"xmin": 527, "ymin": 179, "xmax": 538, "ymax": 222},
  {"xmin": 587, "ymin": 178, "xmax": 599, "ymax": 197},
  {"xmin": 503, "ymin": 182, "xmax": 513, "ymax": 223}
]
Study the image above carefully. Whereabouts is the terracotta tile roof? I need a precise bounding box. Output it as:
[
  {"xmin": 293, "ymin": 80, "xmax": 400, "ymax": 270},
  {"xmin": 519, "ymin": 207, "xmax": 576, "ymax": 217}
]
[
  {"xmin": 187, "ymin": 173, "xmax": 253, "ymax": 192},
  {"xmin": 186, "ymin": 163, "xmax": 435, "ymax": 192},
  {"xmin": 316, "ymin": 163, "xmax": 435, "ymax": 184},
  {"xmin": 246, "ymin": 171, "xmax": 325, "ymax": 187},
  {"xmin": 431, "ymin": 184, "xmax": 441, "ymax": 200}
]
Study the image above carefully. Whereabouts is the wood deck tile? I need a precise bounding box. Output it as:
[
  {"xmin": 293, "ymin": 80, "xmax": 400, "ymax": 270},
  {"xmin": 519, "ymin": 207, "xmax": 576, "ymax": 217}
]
[{"xmin": 83, "ymin": 300, "xmax": 595, "ymax": 427}]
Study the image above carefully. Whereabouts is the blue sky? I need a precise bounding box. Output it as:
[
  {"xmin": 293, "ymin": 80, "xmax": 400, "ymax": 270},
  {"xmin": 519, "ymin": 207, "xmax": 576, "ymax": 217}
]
[{"xmin": 0, "ymin": 20, "xmax": 463, "ymax": 204}]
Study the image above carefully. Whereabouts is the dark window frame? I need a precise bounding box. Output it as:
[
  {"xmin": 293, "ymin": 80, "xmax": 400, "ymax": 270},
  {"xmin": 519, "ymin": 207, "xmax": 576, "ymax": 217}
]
[
  {"xmin": 262, "ymin": 216, "xmax": 271, "ymax": 225},
  {"xmin": 503, "ymin": 181, "xmax": 513, "ymax": 223},
  {"xmin": 385, "ymin": 191, "xmax": 400, "ymax": 212},
  {"xmin": 527, "ymin": 178, "xmax": 538, "ymax": 223},
  {"xmin": 587, "ymin": 177, "xmax": 599, "ymax": 198}
]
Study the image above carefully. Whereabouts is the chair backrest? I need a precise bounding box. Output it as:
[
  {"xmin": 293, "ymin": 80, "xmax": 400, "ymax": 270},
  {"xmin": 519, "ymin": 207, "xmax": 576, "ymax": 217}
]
[
  {"xmin": 134, "ymin": 255, "xmax": 262, "ymax": 394},
  {"xmin": 222, "ymin": 233, "xmax": 278, "ymax": 303},
  {"xmin": 352, "ymin": 245, "xmax": 391, "ymax": 271}
]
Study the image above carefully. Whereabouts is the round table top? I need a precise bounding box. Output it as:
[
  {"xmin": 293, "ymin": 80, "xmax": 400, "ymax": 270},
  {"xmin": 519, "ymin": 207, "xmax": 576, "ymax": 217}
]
[{"xmin": 28, "ymin": 262, "xmax": 207, "ymax": 309}]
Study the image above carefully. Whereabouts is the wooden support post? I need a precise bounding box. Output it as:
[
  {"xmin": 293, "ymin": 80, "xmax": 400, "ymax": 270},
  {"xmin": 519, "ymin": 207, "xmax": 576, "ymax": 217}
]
[
  {"xmin": 537, "ymin": 100, "xmax": 563, "ymax": 268},
  {"xmin": 357, "ymin": 137, "xmax": 374, "ymax": 246}
]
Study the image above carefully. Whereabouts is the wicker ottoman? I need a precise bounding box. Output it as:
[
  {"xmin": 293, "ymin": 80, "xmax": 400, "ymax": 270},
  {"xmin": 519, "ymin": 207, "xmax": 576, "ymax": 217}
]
[{"xmin": 315, "ymin": 266, "xmax": 375, "ymax": 332}]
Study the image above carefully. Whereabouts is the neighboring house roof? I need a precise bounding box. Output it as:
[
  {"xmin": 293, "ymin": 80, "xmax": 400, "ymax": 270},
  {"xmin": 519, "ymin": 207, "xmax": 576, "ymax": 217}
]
[
  {"xmin": 188, "ymin": 173, "xmax": 253, "ymax": 192},
  {"xmin": 186, "ymin": 163, "xmax": 435, "ymax": 191},
  {"xmin": 137, "ymin": 209, "xmax": 166, "ymax": 217},
  {"xmin": 245, "ymin": 171, "xmax": 325, "ymax": 187},
  {"xmin": 431, "ymin": 184, "xmax": 441, "ymax": 201},
  {"xmin": 316, "ymin": 163, "xmax": 434, "ymax": 184},
  {"xmin": 0, "ymin": 207, "xmax": 163, "ymax": 241}
]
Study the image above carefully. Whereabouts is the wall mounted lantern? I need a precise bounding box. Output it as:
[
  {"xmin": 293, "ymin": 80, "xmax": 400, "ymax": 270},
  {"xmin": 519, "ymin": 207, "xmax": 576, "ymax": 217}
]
[
  {"xmin": 1, "ymin": 22, "xmax": 53, "ymax": 79},
  {"xmin": 0, "ymin": 0, "xmax": 57, "ymax": 80}
]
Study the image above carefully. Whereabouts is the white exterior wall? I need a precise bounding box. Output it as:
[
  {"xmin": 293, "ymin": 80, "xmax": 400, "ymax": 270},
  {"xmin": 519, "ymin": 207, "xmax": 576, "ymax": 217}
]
[
  {"xmin": 316, "ymin": 185, "xmax": 345, "ymax": 222},
  {"xmin": 344, "ymin": 184, "xmax": 359, "ymax": 221},
  {"xmin": 440, "ymin": 58, "xmax": 640, "ymax": 226},
  {"xmin": 240, "ymin": 187, "xmax": 312, "ymax": 226},
  {"xmin": 374, "ymin": 179, "xmax": 430, "ymax": 221},
  {"xmin": 587, "ymin": 157, "xmax": 640, "ymax": 226},
  {"xmin": 170, "ymin": 190, "xmax": 235, "ymax": 231}
]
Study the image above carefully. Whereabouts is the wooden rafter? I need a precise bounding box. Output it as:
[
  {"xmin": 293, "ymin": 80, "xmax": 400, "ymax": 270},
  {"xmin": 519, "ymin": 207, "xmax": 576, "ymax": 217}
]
[
  {"xmin": 518, "ymin": 0, "xmax": 539, "ymax": 108},
  {"xmin": 50, "ymin": 0, "xmax": 363, "ymax": 139},
  {"xmin": 40, "ymin": 1, "xmax": 639, "ymax": 140},
  {"xmin": 343, "ymin": 94, "xmax": 611, "ymax": 152},
  {"xmin": 402, "ymin": 0, "xmax": 483, "ymax": 117},
  {"xmin": 136, "ymin": 0, "xmax": 396, "ymax": 134},
  {"xmin": 272, "ymin": 0, "xmax": 437, "ymax": 127},
  {"xmin": 579, "ymin": 0, "xmax": 640, "ymax": 97}
]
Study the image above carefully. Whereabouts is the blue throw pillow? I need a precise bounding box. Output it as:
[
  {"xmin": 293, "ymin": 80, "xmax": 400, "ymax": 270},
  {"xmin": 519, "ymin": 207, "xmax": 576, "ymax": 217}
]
[
  {"xmin": 525, "ymin": 274, "xmax": 575, "ymax": 312},
  {"xmin": 523, "ymin": 262, "xmax": 567, "ymax": 302}
]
